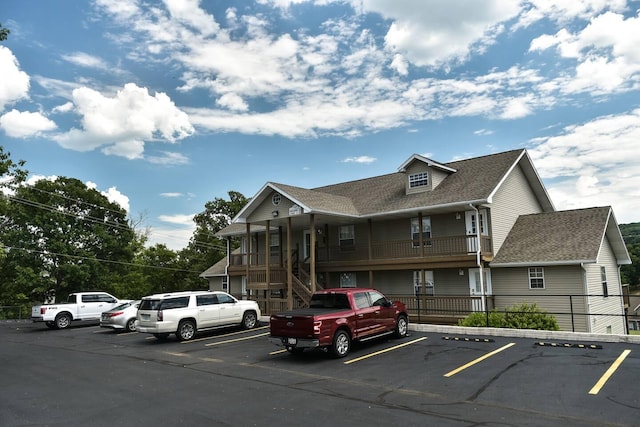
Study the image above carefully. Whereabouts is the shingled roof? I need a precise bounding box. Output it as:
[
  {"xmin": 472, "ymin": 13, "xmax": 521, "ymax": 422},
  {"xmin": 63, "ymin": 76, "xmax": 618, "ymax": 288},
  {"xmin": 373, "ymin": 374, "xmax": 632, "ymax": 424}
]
[{"xmin": 490, "ymin": 206, "xmax": 630, "ymax": 266}]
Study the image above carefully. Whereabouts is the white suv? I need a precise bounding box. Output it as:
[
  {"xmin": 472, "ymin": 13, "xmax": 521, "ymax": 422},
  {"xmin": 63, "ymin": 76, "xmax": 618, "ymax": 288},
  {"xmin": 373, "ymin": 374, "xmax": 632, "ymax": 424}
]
[{"xmin": 136, "ymin": 291, "xmax": 261, "ymax": 341}]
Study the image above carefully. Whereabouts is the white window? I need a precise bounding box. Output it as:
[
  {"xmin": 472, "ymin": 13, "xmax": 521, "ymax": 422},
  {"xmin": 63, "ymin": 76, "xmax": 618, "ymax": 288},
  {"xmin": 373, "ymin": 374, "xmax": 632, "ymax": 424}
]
[
  {"xmin": 272, "ymin": 193, "xmax": 281, "ymax": 206},
  {"xmin": 409, "ymin": 172, "xmax": 429, "ymax": 188},
  {"xmin": 340, "ymin": 272, "xmax": 357, "ymax": 288},
  {"xmin": 221, "ymin": 276, "xmax": 228, "ymax": 291},
  {"xmin": 413, "ymin": 270, "xmax": 435, "ymax": 296},
  {"xmin": 411, "ymin": 217, "xmax": 431, "ymax": 247},
  {"xmin": 270, "ymin": 233, "xmax": 279, "ymax": 253},
  {"xmin": 339, "ymin": 225, "xmax": 355, "ymax": 248},
  {"xmin": 601, "ymin": 266, "xmax": 608, "ymax": 297},
  {"xmin": 528, "ymin": 267, "xmax": 544, "ymax": 289}
]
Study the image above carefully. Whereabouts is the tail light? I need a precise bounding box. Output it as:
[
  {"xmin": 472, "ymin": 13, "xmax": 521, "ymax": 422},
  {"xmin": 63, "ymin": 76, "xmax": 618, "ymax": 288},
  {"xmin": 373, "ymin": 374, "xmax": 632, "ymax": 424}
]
[
  {"xmin": 313, "ymin": 320, "xmax": 322, "ymax": 334},
  {"xmin": 106, "ymin": 311, "xmax": 123, "ymax": 318},
  {"xmin": 40, "ymin": 307, "xmax": 47, "ymax": 315},
  {"xmin": 157, "ymin": 310, "xmax": 163, "ymax": 321}
]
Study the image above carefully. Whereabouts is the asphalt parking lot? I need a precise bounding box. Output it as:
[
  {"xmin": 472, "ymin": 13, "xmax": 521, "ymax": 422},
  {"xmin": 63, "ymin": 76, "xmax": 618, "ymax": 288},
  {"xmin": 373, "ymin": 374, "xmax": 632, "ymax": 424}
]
[{"xmin": 1, "ymin": 321, "xmax": 638, "ymax": 426}]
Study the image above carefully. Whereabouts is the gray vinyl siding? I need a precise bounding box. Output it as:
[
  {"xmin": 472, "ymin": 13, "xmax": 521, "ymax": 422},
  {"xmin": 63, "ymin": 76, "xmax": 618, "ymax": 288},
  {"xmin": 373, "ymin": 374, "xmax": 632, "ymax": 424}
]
[
  {"xmin": 491, "ymin": 266, "xmax": 588, "ymax": 332},
  {"xmin": 490, "ymin": 164, "xmax": 543, "ymax": 254},
  {"xmin": 585, "ymin": 238, "xmax": 626, "ymax": 334},
  {"xmin": 246, "ymin": 191, "xmax": 299, "ymax": 223}
]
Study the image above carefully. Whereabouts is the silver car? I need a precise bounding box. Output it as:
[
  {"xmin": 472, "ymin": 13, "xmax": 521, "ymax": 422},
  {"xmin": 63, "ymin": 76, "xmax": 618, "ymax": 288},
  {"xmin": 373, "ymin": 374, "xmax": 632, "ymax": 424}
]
[{"xmin": 100, "ymin": 300, "xmax": 140, "ymax": 332}]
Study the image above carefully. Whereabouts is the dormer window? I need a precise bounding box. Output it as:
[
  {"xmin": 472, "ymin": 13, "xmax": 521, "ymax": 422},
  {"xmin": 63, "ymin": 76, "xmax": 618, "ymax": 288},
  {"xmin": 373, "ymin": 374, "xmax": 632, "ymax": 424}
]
[{"xmin": 409, "ymin": 172, "xmax": 429, "ymax": 189}]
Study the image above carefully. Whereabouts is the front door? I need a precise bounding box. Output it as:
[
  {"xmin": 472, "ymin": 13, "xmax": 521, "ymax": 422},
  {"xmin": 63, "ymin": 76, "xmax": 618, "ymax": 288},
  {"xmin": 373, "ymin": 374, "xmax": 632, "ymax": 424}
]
[
  {"xmin": 465, "ymin": 209, "xmax": 488, "ymax": 252},
  {"xmin": 468, "ymin": 268, "xmax": 492, "ymax": 312}
]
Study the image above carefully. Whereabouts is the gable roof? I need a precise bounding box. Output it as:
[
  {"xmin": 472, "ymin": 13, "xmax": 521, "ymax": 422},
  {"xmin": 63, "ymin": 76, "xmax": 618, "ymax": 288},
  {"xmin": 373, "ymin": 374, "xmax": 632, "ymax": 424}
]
[
  {"xmin": 230, "ymin": 149, "xmax": 554, "ymax": 226},
  {"xmin": 490, "ymin": 206, "xmax": 631, "ymax": 267}
]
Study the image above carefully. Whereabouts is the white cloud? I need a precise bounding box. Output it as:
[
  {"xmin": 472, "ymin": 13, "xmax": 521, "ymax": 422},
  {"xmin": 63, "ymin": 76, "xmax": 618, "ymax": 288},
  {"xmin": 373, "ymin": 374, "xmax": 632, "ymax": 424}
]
[
  {"xmin": 52, "ymin": 83, "xmax": 194, "ymax": 159},
  {"xmin": 364, "ymin": 0, "xmax": 521, "ymax": 68},
  {"xmin": 61, "ymin": 52, "xmax": 108, "ymax": 70},
  {"xmin": 146, "ymin": 151, "xmax": 190, "ymax": 165},
  {"xmin": 0, "ymin": 109, "xmax": 57, "ymax": 138},
  {"xmin": 529, "ymin": 108, "xmax": 640, "ymax": 223},
  {"xmin": 160, "ymin": 192, "xmax": 184, "ymax": 198},
  {"xmin": 342, "ymin": 156, "xmax": 377, "ymax": 164},
  {"xmin": 0, "ymin": 46, "xmax": 30, "ymax": 111},
  {"xmin": 85, "ymin": 182, "xmax": 131, "ymax": 212}
]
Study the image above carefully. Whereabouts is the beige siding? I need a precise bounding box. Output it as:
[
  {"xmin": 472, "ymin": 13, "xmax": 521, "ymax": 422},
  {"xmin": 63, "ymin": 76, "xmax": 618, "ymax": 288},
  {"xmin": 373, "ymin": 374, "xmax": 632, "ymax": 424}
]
[
  {"xmin": 246, "ymin": 191, "xmax": 299, "ymax": 223},
  {"xmin": 490, "ymin": 164, "xmax": 543, "ymax": 254},
  {"xmin": 403, "ymin": 162, "xmax": 451, "ymax": 194},
  {"xmin": 491, "ymin": 266, "xmax": 588, "ymax": 332},
  {"xmin": 585, "ymin": 238, "xmax": 626, "ymax": 334},
  {"xmin": 431, "ymin": 168, "xmax": 450, "ymax": 189}
]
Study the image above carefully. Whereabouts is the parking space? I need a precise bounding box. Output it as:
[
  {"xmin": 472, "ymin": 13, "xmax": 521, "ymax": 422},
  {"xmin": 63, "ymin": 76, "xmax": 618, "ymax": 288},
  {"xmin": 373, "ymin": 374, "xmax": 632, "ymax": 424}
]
[{"xmin": 2, "ymin": 321, "xmax": 638, "ymax": 426}]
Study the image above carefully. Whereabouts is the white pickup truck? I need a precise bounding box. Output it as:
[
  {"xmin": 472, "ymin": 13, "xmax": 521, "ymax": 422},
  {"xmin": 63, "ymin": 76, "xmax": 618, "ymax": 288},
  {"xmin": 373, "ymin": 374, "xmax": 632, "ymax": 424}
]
[{"xmin": 31, "ymin": 292, "xmax": 126, "ymax": 329}]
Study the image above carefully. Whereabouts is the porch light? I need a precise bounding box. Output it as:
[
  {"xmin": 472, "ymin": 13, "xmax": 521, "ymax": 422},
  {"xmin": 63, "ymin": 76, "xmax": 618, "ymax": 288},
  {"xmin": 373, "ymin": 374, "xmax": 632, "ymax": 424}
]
[
  {"xmin": 272, "ymin": 210, "xmax": 279, "ymax": 217},
  {"xmin": 459, "ymin": 269, "xmax": 464, "ymax": 276},
  {"xmin": 455, "ymin": 212, "xmax": 462, "ymax": 220}
]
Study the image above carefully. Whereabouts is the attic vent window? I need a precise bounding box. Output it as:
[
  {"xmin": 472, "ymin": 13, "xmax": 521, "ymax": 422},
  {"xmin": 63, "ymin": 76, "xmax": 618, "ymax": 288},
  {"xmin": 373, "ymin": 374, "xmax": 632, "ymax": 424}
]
[
  {"xmin": 272, "ymin": 193, "xmax": 281, "ymax": 206},
  {"xmin": 409, "ymin": 172, "xmax": 429, "ymax": 189}
]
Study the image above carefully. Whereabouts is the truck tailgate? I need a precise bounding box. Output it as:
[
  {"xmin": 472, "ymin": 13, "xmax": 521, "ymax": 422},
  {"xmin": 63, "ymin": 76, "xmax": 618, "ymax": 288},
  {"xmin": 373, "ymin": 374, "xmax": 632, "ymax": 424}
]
[{"xmin": 269, "ymin": 313, "xmax": 317, "ymax": 338}]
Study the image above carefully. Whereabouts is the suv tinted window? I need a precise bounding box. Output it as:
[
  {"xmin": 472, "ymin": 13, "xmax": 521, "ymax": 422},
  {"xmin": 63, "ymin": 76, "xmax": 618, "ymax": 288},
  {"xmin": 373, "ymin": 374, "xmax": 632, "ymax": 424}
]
[
  {"xmin": 217, "ymin": 294, "xmax": 236, "ymax": 304},
  {"xmin": 196, "ymin": 295, "xmax": 217, "ymax": 306},
  {"xmin": 159, "ymin": 297, "xmax": 190, "ymax": 310},
  {"xmin": 139, "ymin": 299, "xmax": 162, "ymax": 310}
]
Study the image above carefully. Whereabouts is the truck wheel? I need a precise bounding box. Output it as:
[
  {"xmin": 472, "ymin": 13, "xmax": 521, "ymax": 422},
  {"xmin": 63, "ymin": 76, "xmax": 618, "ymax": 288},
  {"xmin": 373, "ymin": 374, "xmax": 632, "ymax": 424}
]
[
  {"xmin": 55, "ymin": 313, "xmax": 72, "ymax": 330},
  {"xmin": 395, "ymin": 315, "xmax": 408, "ymax": 338},
  {"xmin": 153, "ymin": 333, "xmax": 169, "ymax": 340},
  {"xmin": 241, "ymin": 311, "xmax": 258, "ymax": 329},
  {"xmin": 331, "ymin": 330, "xmax": 351, "ymax": 358},
  {"xmin": 125, "ymin": 318, "xmax": 136, "ymax": 332},
  {"xmin": 176, "ymin": 320, "xmax": 196, "ymax": 341}
]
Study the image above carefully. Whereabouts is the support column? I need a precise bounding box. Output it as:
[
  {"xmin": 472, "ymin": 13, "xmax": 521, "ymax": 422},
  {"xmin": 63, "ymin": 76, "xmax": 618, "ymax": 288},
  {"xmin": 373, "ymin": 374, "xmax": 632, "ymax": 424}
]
[
  {"xmin": 368, "ymin": 219, "xmax": 374, "ymax": 287},
  {"xmin": 287, "ymin": 217, "xmax": 293, "ymax": 310},
  {"xmin": 265, "ymin": 220, "xmax": 271, "ymax": 311},
  {"xmin": 245, "ymin": 223, "xmax": 251, "ymax": 299},
  {"xmin": 310, "ymin": 214, "xmax": 316, "ymax": 293}
]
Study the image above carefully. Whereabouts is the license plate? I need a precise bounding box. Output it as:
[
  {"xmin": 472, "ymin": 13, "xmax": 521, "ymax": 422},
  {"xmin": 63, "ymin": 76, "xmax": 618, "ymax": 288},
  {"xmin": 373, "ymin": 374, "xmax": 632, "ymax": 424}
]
[
  {"xmin": 141, "ymin": 314, "xmax": 150, "ymax": 320},
  {"xmin": 287, "ymin": 338, "xmax": 297, "ymax": 345}
]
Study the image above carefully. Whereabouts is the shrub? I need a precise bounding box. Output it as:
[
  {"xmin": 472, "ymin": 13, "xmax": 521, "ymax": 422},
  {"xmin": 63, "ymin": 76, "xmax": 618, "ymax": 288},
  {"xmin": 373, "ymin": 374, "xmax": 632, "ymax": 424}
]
[
  {"xmin": 458, "ymin": 310, "xmax": 504, "ymax": 327},
  {"xmin": 458, "ymin": 303, "xmax": 559, "ymax": 331},
  {"xmin": 502, "ymin": 303, "xmax": 559, "ymax": 331}
]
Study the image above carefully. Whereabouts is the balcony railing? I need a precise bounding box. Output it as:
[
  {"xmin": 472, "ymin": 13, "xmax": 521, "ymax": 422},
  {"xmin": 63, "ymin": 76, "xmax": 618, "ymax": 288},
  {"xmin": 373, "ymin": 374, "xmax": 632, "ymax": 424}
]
[
  {"xmin": 318, "ymin": 235, "xmax": 492, "ymax": 262},
  {"xmin": 230, "ymin": 235, "xmax": 492, "ymax": 267}
]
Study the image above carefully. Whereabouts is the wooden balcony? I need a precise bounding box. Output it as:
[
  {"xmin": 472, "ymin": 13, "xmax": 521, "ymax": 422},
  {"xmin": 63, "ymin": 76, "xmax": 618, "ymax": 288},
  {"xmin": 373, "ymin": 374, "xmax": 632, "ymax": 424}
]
[{"xmin": 229, "ymin": 235, "xmax": 492, "ymax": 272}]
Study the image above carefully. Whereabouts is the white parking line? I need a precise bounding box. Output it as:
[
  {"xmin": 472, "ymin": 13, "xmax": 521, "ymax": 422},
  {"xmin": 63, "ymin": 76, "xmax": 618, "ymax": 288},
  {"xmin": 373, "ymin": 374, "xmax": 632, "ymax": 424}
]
[
  {"xmin": 181, "ymin": 325, "xmax": 269, "ymax": 344},
  {"xmin": 205, "ymin": 332, "xmax": 270, "ymax": 347}
]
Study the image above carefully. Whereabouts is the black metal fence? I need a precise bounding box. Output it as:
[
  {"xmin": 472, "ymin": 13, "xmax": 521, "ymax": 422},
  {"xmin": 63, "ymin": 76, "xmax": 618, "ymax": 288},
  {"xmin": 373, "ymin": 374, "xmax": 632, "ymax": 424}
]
[
  {"xmin": 0, "ymin": 305, "xmax": 29, "ymax": 320},
  {"xmin": 386, "ymin": 293, "xmax": 630, "ymax": 333}
]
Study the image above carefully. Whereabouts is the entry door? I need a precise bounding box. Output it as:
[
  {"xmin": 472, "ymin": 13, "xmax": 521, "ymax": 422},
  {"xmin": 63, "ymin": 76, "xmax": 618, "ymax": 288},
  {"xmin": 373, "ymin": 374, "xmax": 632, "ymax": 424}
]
[
  {"xmin": 465, "ymin": 209, "xmax": 488, "ymax": 252},
  {"xmin": 468, "ymin": 268, "xmax": 492, "ymax": 312}
]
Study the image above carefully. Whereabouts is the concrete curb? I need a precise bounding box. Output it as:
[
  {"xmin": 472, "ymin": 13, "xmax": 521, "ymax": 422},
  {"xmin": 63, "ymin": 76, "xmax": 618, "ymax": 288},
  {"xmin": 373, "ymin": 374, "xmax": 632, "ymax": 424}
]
[{"xmin": 409, "ymin": 323, "xmax": 640, "ymax": 344}]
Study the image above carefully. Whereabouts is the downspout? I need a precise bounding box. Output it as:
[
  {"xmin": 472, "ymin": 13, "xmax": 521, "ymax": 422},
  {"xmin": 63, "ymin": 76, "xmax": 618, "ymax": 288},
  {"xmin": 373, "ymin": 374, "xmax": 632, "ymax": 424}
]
[
  {"xmin": 224, "ymin": 237, "xmax": 231, "ymax": 292},
  {"xmin": 581, "ymin": 263, "xmax": 591, "ymax": 333},
  {"xmin": 469, "ymin": 204, "xmax": 486, "ymax": 312}
]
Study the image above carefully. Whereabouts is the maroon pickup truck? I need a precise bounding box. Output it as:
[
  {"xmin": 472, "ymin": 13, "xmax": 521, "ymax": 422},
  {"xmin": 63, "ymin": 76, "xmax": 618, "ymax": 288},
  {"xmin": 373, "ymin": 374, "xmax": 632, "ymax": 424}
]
[{"xmin": 269, "ymin": 288, "xmax": 408, "ymax": 358}]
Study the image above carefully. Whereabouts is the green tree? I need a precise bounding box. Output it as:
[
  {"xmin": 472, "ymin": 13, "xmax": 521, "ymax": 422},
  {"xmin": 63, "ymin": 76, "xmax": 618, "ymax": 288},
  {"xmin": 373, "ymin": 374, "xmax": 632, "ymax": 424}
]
[
  {"xmin": 0, "ymin": 177, "xmax": 137, "ymax": 303},
  {"xmin": 180, "ymin": 191, "xmax": 249, "ymax": 287},
  {"xmin": 0, "ymin": 22, "xmax": 10, "ymax": 42}
]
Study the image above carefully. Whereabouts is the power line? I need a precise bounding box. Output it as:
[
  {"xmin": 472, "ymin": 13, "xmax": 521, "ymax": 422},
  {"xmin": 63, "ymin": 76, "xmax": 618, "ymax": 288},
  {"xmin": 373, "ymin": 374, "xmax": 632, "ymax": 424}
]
[{"xmin": 4, "ymin": 246, "xmax": 205, "ymax": 274}]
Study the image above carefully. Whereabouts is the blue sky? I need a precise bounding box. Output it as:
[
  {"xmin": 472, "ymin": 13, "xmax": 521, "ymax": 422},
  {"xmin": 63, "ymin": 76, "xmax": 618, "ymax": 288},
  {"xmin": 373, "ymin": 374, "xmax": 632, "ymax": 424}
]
[{"xmin": 1, "ymin": 0, "xmax": 639, "ymax": 250}]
